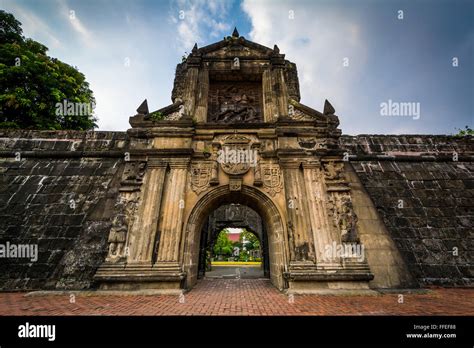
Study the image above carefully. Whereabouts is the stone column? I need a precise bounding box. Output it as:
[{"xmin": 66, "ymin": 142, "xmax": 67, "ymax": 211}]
[
  {"xmin": 126, "ymin": 159, "xmax": 167, "ymax": 264},
  {"xmin": 194, "ymin": 68, "xmax": 209, "ymax": 123},
  {"xmin": 302, "ymin": 160, "xmax": 338, "ymax": 265},
  {"xmin": 262, "ymin": 69, "xmax": 276, "ymax": 122},
  {"xmin": 273, "ymin": 68, "xmax": 289, "ymax": 118},
  {"xmin": 155, "ymin": 159, "xmax": 189, "ymax": 264},
  {"xmin": 183, "ymin": 67, "xmax": 199, "ymax": 117},
  {"xmin": 281, "ymin": 160, "xmax": 315, "ymax": 262}
]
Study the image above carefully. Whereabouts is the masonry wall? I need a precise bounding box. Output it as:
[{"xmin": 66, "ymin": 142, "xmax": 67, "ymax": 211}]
[
  {"xmin": 0, "ymin": 130, "xmax": 127, "ymax": 290},
  {"xmin": 0, "ymin": 131, "xmax": 472, "ymax": 290},
  {"xmin": 341, "ymin": 135, "xmax": 473, "ymax": 287}
]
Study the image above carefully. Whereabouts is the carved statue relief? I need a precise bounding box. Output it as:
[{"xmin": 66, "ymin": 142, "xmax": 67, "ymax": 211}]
[
  {"xmin": 107, "ymin": 214, "xmax": 128, "ymax": 262},
  {"xmin": 208, "ymin": 82, "xmax": 263, "ymax": 123},
  {"xmin": 105, "ymin": 161, "xmax": 145, "ymax": 263}
]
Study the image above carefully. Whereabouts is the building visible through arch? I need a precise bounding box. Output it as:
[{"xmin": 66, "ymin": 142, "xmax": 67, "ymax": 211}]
[{"xmin": 93, "ymin": 28, "xmax": 417, "ymax": 293}]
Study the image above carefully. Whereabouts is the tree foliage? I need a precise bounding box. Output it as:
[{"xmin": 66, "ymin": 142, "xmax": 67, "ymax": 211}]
[
  {"xmin": 213, "ymin": 229, "xmax": 234, "ymax": 257},
  {"xmin": 0, "ymin": 10, "xmax": 97, "ymax": 130},
  {"xmin": 240, "ymin": 229, "xmax": 260, "ymax": 250},
  {"xmin": 456, "ymin": 126, "xmax": 474, "ymax": 136}
]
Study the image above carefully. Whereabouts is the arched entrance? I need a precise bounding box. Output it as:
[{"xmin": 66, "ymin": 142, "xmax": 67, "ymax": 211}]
[
  {"xmin": 181, "ymin": 185, "xmax": 289, "ymax": 290},
  {"xmin": 197, "ymin": 204, "xmax": 270, "ymax": 279}
]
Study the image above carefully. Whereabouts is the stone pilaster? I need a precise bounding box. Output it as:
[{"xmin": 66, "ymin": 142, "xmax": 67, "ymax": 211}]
[
  {"xmin": 126, "ymin": 159, "xmax": 167, "ymax": 264},
  {"xmin": 280, "ymin": 159, "xmax": 315, "ymax": 262},
  {"xmin": 302, "ymin": 160, "xmax": 339, "ymax": 266},
  {"xmin": 183, "ymin": 67, "xmax": 199, "ymax": 117},
  {"xmin": 155, "ymin": 159, "xmax": 189, "ymax": 265},
  {"xmin": 274, "ymin": 68, "xmax": 289, "ymax": 118},
  {"xmin": 194, "ymin": 68, "xmax": 209, "ymax": 122},
  {"xmin": 262, "ymin": 69, "xmax": 277, "ymax": 122}
]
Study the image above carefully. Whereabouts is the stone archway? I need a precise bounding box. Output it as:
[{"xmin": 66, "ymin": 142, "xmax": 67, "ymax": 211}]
[
  {"xmin": 181, "ymin": 185, "xmax": 289, "ymax": 290},
  {"xmin": 197, "ymin": 204, "xmax": 270, "ymax": 279}
]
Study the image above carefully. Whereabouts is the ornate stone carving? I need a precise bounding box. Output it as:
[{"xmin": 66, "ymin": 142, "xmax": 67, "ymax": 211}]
[
  {"xmin": 261, "ymin": 164, "xmax": 282, "ymax": 197},
  {"xmin": 208, "ymin": 82, "xmax": 263, "ymax": 123},
  {"xmin": 229, "ymin": 177, "xmax": 242, "ymax": 191},
  {"xmin": 327, "ymin": 193, "xmax": 360, "ymax": 243},
  {"xmin": 297, "ymin": 137, "xmax": 327, "ymax": 150},
  {"xmin": 219, "ymin": 135, "xmax": 253, "ymax": 175},
  {"xmin": 190, "ymin": 162, "xmax": 213, "ymax": 195},
  {"xmin": 106, "ymin": 214, "xmax": 127, "ymax": 262},
  {"xmin": 323, "ymin": 161, "xmax": 344, "ymax": 181},
  {"xmin": 122, "ymin": 161, "xmax": 146, "ymax": 184}
]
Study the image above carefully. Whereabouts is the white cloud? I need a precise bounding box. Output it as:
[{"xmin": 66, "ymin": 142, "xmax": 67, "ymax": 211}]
[
  {"xmin": 242, "ymin": 0, "xmax": 367, "ymax": 127},
  {"xmin": 170, "ymin": 0, "xmax": 233, "ymax": 51},
  {"xmin": 55, "ymin": 0, "xmax": 95, "ymax": 47}
]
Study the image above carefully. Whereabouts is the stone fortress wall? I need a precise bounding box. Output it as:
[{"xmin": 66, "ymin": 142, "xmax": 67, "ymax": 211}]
[
  {"xmin": 0, "ymin": 130, "xmax": 127, "ymax": 290},
  {"xmin": 0, "ymin": 130, "xmax": 472, "ymax": 290}
]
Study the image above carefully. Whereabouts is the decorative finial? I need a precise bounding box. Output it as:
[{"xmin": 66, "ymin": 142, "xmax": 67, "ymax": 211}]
[
  {"xmin": 323, "ymin": 99, "xmax": 335, "ymax": 115},
  {"xmin": 273, "ymin": 44, "xmax": 280, "ymax": 54},
  {"xmin": 192, "ymin": 43, "xmax": 198, "ymax": 53},
  {"xmin": 136, "ymin": 99, "xmax": 149, "ymax": 115},
  {"xmin": 232, "ymin": 27, "xmax": 239, "ymax": 37}
]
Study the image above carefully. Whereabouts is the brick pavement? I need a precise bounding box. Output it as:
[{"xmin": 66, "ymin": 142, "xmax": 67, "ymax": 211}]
[{"xmin": 0, "ymin": 279, "xmax": 472, "ymax": 316}]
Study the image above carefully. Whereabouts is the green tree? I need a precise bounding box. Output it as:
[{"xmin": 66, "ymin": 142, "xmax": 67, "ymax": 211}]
[
  {"xmin": 239, "ymin": 229, "xmax": 260, "ymax": 261},
  {"xmin": 455, "ymin": 126, "xmax": 474, "ymax": 136},
  {"xmin": 240, "ymin": 229, "xmax": 260, "ymax": 250},
  {"xmin": 213, "ymin": 229, "xmax": 234, "ymax": 257},
  {"xmin": 0, "ymin": 10, "xmax": 97, "ymax": 130}
]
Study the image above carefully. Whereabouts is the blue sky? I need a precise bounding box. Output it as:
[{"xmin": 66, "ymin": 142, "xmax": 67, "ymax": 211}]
[{"xmin": 2, "ymin": 0, "xmax": 473, "ymax": 134}]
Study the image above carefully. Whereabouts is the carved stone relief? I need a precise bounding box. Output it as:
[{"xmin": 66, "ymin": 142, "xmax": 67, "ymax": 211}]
[
  {"xmin": 326, "ymin": 193, "xmax": 360, "ymax": 244},
  {"xmin": 122, "ymin": 161, "xmax": 146, "ymax": 184},
  {"xmin": 208, "ymin": 81, "xmax": 263, "ymax": 123},
  {"xmin": 190, "ymin": 162, "xmax": 213, "ymax": 195},
  {"xmin": 218, "ymin": 134, "xmax": 253, "ymax": 175},
  {"xmin": 106, "ymin": 214, "xmax": 127, "ymax": 262},
  {"xmin": 323, "ymin": 161, "xmax": 345, "ymax": 181},
  {"xmin": 261, "ymin": 163, "xmax": 282, "ymax": 197}
]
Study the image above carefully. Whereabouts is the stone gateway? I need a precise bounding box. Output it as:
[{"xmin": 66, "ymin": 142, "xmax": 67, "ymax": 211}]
[
  {"xmin": 0, "ymin": 29, "xmax": 472, "ymax": 293},
  {"xmin": 93, "ymin": 29, "xmax": 411, "ymax": 293}
]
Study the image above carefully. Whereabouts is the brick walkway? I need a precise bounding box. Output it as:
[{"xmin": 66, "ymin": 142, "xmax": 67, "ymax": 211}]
[{"xmin": 0, "ymin": 279, "xmax": 473, "ymax": 316}]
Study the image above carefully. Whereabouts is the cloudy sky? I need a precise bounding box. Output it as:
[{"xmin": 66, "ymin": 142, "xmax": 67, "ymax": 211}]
[{"xmin": 2, "ymin": 0, "xmax": 473, "ymax": 134}]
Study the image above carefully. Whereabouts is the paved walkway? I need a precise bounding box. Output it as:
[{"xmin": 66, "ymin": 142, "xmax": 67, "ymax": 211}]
[
  {"xmin": 205, "ymin": 265, "xmax": 264, "ymax": 279},
  {"xmin": 0, "ymin": 279, "xmax": 473, "ymax": 316}
]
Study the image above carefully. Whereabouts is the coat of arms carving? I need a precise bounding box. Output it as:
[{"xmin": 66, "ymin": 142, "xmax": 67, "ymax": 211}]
[
  {"xmin": 191, "ymin": 162, "xmax": 212, "ymax": 195},
  {"xmin": 218, "ymin": 135, "xmax": 255, "ymax": 175},
  {"xmin": 261, "ymin": 164, "xmax": 282, "ymax": 197}
]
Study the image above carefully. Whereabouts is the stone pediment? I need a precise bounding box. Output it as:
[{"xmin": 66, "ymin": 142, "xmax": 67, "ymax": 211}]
[
  {"xmin": 196, "ymin": 28, "xmax": 275, "ymax": 59},
  {"xmin": 199, "ymin": 38, "xmax": 274, "ymax": 59}
]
